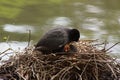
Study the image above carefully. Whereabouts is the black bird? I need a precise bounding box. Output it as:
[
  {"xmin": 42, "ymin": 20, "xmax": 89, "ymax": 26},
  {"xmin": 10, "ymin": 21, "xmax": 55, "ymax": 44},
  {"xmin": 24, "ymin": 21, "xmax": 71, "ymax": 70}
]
[{"xmin": 35, "ymin": 27, "xmax": 80, "ymax": 54}]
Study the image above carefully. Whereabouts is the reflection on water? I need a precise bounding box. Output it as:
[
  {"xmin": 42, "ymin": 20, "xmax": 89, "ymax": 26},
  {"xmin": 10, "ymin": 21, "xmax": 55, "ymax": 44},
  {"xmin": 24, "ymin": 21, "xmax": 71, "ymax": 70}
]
[
  {"xmin": 0, "ymin": 0, "xmax": 120, "ymax": 58},
  {"xmin": 0, "ymin": 41, "xmax": 27, "ymax": 52},
  {"xmin": 0, "ymin": 41, "xmax": 28, "ymax": 62},
  {"xmin": 3, "ymin": 24, "xmax": 34, "ymax": 33},
  {"xmin": 52, "ymin": 17, "xmax": 72, "ymax": 26},
  {"xmin": 104, "ymin": 42, "xmax": 120, "ymax": 59}
]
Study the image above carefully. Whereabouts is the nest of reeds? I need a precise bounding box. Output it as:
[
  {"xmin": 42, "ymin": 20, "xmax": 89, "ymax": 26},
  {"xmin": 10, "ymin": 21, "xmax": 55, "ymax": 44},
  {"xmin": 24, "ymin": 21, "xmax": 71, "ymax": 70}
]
[{"xmin": 0, "ymin": 40, "xmax": 120, "ymax": 80}]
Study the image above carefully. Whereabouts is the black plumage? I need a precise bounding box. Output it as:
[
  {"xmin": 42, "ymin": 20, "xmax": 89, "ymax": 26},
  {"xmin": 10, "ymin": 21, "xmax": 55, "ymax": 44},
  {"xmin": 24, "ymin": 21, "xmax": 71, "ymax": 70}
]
[{"xmin": 35, "ymin": 27, "xmax": 80, "ymax": 54}]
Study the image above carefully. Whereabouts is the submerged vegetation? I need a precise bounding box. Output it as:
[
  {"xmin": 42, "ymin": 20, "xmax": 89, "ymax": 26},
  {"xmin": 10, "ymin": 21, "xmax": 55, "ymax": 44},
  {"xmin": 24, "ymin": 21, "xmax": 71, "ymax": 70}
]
[{"xmin": 0, "ymin": 40, "xmax": 120, "ymax": 80}]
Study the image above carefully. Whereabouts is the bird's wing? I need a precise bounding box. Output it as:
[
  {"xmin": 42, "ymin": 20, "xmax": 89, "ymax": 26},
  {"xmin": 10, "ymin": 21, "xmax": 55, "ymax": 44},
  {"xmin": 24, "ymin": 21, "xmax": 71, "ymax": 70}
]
[{"xmin": 36, "ymin": 28, "xmax": 69, "ymax": 50}]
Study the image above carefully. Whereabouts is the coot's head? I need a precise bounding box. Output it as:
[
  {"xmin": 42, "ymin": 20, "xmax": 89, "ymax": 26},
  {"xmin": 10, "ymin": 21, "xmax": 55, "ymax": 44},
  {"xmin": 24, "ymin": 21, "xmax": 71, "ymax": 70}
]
[{"xmin": 69, "ymin": 29, "xmax": 80, "ymax": 42}]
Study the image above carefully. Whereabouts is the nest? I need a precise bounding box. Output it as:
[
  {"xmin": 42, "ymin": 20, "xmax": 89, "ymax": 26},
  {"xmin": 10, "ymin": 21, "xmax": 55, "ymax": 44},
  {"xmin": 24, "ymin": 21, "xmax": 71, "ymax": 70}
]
[{"xmin": 0, "ymin": 40, "xmax": 120, "ymax": 80}]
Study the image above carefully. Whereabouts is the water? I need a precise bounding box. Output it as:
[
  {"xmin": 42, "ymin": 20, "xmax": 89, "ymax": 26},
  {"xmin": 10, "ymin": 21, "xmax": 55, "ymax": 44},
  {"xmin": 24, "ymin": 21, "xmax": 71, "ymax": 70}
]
[{"xmin": 0, "ymin": 0, "xmax": 120, "ymax": 60}]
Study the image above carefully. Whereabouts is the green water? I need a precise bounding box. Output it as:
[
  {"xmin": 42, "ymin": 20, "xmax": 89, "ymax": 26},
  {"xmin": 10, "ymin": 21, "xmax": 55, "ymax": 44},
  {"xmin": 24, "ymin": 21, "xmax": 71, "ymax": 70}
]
[{"xmin": 0, "ymin": 0, "xmax": 120, "ymax": 56}]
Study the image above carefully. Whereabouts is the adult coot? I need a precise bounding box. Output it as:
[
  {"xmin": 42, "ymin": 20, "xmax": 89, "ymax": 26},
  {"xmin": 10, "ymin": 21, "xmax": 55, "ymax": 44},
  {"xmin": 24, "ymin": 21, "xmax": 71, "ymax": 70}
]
[{"xmin": 35, "ymin": 27, "xmax": 80, "ymax": 54}]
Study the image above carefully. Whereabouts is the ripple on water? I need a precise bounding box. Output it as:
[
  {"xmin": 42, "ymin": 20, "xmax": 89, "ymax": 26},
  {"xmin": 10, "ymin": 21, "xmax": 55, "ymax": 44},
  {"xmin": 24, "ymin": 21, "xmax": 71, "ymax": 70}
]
[
  {"xmin": 82, "ymin": 17, "xmax": 104, "ymax": 31},
  {"xmin": 85, "ymin": 4, "xmax": 104, "ymax": 14}
]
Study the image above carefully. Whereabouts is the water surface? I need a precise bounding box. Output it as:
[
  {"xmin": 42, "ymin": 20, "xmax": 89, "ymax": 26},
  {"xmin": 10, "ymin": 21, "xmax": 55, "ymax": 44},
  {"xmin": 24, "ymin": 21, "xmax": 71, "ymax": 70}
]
[{"xmin": 0, "ymin": 0, "xmax": 120, "ymax": 59}]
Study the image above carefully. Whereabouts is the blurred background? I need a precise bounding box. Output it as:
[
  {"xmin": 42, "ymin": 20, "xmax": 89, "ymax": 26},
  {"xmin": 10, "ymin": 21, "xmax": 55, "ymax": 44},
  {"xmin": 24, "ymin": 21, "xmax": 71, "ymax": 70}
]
[{"xmin": 0, "ymin": 0, "xmax": 120, "ymax": 58}]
